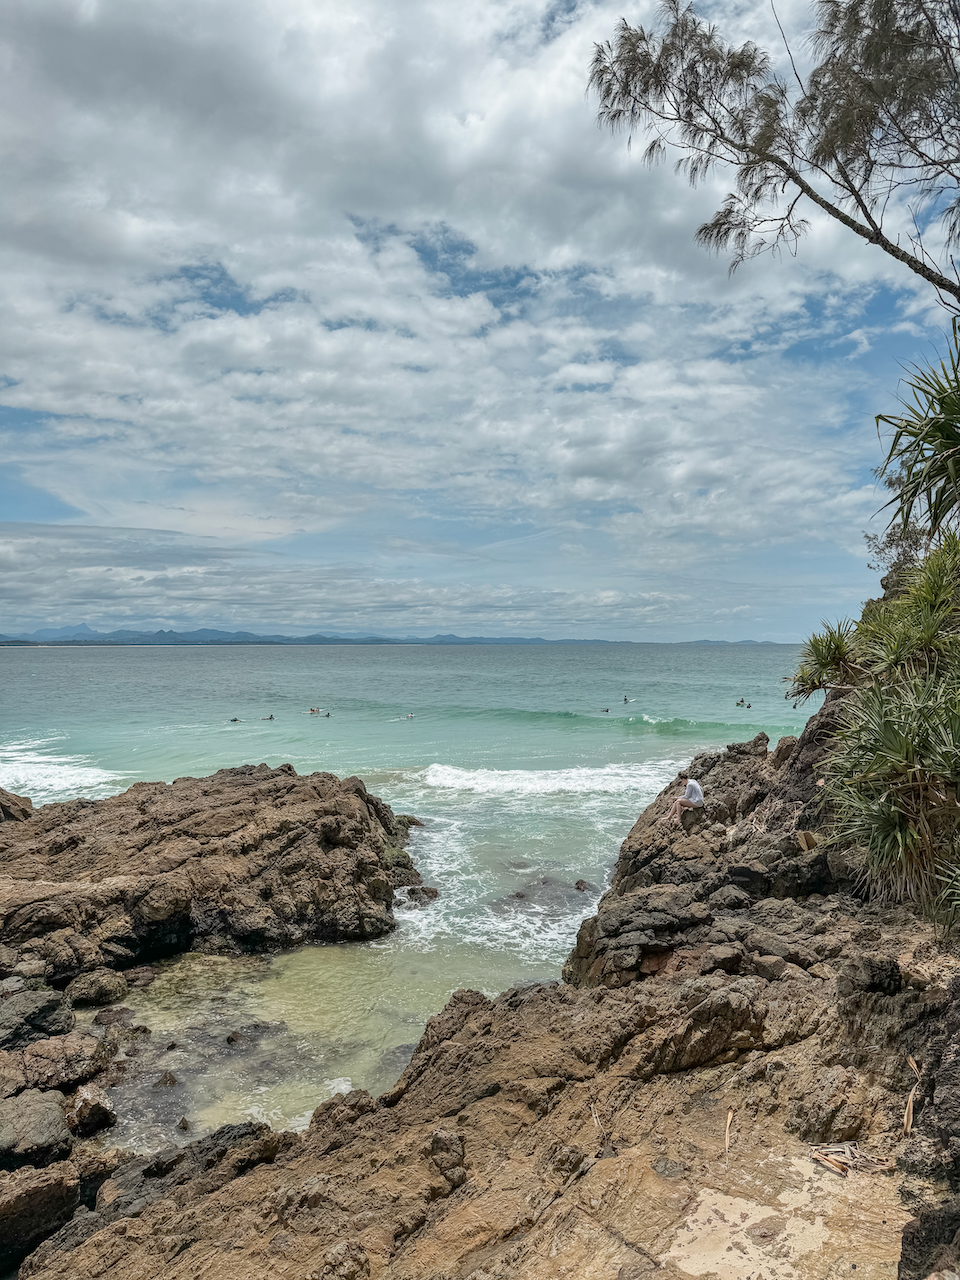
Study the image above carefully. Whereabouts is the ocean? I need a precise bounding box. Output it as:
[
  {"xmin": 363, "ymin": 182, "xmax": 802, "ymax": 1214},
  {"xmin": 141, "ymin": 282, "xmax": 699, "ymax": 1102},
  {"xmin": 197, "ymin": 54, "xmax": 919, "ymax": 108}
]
[{"xmin": 0, "ymin": 642, "xmax": 819, "ymax": 1147}]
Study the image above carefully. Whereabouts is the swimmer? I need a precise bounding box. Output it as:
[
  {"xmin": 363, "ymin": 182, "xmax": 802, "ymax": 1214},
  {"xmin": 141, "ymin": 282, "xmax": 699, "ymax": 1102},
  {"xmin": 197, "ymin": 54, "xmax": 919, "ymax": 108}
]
[
  {"xmin": 261, "ymin": 714, "xmax": 274, "ymax": 720},
  {"xmin": 602, "ymin": 708, "xmax": 609, "ymax": 713},
  {"xmin": 325, "ymin": 712, "xmax": 330, "ymax": 717},
  {"xmin": 229, "ymin": 717, "xmax": 240, "ymax": 723},
  {"xmin": 746, "ymin": 703, "xmax": 751, "ymax": 709},
  {"xmin": 406, "ymin": 712, "xmax": 415, "ymax": 718}
]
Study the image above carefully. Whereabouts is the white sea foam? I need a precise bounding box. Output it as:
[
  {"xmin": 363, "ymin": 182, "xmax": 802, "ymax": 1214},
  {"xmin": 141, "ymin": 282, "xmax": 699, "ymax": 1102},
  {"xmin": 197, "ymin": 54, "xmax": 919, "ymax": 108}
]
[
  {"xmin": 419, "ymin": 760, "xmax": 679, "ymax": 797},
  {"xmin": 0, "ymin": 738, "xmax": 128, "ymax": 805}
]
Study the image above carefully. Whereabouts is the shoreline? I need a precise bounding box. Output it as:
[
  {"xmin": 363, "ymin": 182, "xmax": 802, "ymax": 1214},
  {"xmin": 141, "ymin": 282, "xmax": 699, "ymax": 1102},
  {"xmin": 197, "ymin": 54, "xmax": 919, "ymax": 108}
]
[{"xmin": 0, "ymin": 709, "xmax": 957, "ymax": 1275}]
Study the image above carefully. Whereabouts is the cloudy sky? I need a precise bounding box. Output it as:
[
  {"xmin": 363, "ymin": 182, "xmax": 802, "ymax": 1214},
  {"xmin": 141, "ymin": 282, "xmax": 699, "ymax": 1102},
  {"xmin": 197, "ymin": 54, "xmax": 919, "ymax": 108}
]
[{"xmin": 0, "ymin": 0, "xmax": 950, "ymax": 640}]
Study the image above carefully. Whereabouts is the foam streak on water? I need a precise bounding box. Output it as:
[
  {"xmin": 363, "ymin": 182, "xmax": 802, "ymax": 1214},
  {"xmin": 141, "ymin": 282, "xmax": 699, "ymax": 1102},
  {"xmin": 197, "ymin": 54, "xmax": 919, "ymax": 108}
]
[
  {"xmin": 0, "ymin": 737, "xmax": 127, "ymax": 805},
  {"xmin": 0, "ymin": 643, "xmax": 817, "ymax": 1145}
]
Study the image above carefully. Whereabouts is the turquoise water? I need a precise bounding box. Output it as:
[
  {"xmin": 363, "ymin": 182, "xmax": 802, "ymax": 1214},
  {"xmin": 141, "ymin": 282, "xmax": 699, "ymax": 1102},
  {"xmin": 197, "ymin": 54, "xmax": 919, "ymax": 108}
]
[{"xmin": 0, "ymin": 643, "xmax": 818, "ymax": 1145}]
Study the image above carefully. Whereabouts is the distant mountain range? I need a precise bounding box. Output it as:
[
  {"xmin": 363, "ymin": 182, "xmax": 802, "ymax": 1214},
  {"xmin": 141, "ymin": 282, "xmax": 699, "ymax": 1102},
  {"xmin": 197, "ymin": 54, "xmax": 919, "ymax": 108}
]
[{"xmin": 0, "ymin": 623, "xmax": 779, "ymax": 646}]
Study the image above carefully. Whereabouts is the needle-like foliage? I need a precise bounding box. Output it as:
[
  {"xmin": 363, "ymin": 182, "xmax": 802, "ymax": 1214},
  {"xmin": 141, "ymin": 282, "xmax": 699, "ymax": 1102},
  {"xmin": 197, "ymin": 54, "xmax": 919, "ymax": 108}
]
[{"xmin": 590, "ymin": 0, "xmax": 960, "ymax": 306}]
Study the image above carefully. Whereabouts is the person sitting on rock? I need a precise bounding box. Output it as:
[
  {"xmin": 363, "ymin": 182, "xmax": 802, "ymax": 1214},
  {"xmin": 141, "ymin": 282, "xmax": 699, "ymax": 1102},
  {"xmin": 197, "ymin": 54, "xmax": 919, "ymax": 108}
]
[{"xmin": 666, "ymin": 771, "xmax": 704, "ymax": 823}]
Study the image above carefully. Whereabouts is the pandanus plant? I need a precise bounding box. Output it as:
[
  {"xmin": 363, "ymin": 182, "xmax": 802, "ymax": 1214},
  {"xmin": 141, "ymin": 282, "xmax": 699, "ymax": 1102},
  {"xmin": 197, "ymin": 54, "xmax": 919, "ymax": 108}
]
[
  {"xmin": 878, "ymin": 321, "xmax": 960, "ymax": 537},
  {"xmin": 787, "ymin": 536, "xmax": 960, "ymax": 911},
  {"xmin": 825, "ymin": 676, "xmax": 960, "ymax": 910}
]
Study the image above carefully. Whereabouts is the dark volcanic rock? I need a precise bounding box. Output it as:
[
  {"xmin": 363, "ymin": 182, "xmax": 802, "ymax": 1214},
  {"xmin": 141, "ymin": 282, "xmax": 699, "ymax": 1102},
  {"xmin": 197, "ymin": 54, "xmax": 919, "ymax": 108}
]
[
  {"xmin": 0, "ymin": 765, "xmax": 422, "ymax": 981},
  {"xmin": 0, "ymin": 991, "xmax": 74, "ymax": 1051}
]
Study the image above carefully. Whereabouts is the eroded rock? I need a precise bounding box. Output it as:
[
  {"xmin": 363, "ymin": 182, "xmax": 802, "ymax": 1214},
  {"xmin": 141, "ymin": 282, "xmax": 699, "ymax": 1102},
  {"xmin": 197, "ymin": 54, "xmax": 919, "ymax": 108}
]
[
  {"xmin": 0, "ymin": 765, "xmax": 423, "ymax": 981},
  {"xmin": 65, "ymin": 969, "xmax": 128, "ymax": 1008},
  {"xmin": 0, "ymin": 787, "xmax": 33, "ymax": 823},
  {"xmin": 65, "ymin": 1085, "xmax": 116, "ymax": 1137},
  {"xmin": 0, "ymin": 1089, "xmax": 71, "ymax": 1170},
  {"xmin": 0, "ymin": 1160, "xmax": 78, "ymax": 1271}
]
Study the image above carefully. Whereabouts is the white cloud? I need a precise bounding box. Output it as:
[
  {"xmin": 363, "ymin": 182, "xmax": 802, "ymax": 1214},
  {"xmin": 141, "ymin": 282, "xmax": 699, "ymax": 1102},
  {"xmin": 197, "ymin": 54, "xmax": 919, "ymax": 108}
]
[{"xmin": 0, "ymin": 0, "xmax": 945, "ymax": 637}]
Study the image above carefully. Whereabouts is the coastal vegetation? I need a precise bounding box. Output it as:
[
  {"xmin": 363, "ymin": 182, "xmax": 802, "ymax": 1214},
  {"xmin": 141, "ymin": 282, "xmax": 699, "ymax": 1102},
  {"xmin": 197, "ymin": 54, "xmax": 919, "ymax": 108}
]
[
  {"xmin": 787, "ymin": 330, "xmax": 960, "ymax": 911},
  {"xmin": 591, "ymin": 0, "xmax": 960, "ymax": 915},
  {"xmin": 590, "ymin": 0, "xmax": 960, "ymax": 304}
]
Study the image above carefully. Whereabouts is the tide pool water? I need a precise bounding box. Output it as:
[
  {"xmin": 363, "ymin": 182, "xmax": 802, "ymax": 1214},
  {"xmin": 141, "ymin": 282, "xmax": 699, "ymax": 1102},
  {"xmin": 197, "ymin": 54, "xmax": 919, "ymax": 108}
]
[{"xmin": 0, "ymin": 643, "xmax": 819, "ymax": 1146}]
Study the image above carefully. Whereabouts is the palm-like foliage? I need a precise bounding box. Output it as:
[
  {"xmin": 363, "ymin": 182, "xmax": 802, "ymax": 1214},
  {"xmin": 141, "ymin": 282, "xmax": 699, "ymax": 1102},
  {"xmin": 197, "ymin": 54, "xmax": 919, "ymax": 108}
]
[
  {"xmin": 826, "ymin": 677, "xmax": 960, "ymax": 907},
  {"xmin": 788, "ymin": 534, "xmax": 960, "ymax": 911},
  {"xmin": 788, "ymin": 619, "xmax": 862, "ymax": 703},
  {"xmin": 786, "ymin": 534, "xmax": 960, "ymax": 701},
  {"xmin": 878, "ymin": 321, "xmax": 960, "ymax": 534}
]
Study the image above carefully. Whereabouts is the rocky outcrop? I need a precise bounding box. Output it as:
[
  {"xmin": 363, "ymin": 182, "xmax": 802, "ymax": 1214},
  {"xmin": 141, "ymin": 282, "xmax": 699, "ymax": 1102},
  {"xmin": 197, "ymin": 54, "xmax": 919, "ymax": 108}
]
[
  {"xmin": 14, "ymin": 712, "xmax": 960, "ymax": 1277},
  {"xmin": 0, "ymin": 1090, "xmax": 72, "ymax": 1171},
  {"xmin": 564, "ymin": 696, "xmax": 850, "ymax": 990},
  {"xmin": 21, "ymin": 1122, "xmax": 296, "ymax": 1276},
  {"xmin": 0, "ymin": 764, "xmax": 423, "ymax": 983},
  {"xmin": 0, "ymin": 765, "xmax": 426, "ymax": 1271},
  {"xmin": 13, "ymin": 929, "xmax": 952, "ymax": 1280},
  {"xmin": 11, "ymin": 699, "xmax": 960, "ymax": 1280},
  {"xmin": 0, "ymin": 1145, "xmax": 125, "ymax": 1272},
  {"xmin": 0, "ymin": 788, "xmax": 33, "ymax": 823}
]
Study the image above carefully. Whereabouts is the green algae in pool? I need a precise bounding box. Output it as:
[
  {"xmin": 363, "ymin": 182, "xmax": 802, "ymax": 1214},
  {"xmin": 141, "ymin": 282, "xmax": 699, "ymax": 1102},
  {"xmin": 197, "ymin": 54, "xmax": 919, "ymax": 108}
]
[{"xmin": 104, "ymin": 940, "xmax": 557, "ymax": 1152}]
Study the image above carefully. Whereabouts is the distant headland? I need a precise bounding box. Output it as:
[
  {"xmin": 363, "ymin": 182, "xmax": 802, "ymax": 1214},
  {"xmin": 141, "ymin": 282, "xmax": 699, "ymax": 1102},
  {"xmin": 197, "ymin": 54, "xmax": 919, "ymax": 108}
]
[{"xmin": 0, "ymin": 623, "xmax": 783, "ymax": 647}]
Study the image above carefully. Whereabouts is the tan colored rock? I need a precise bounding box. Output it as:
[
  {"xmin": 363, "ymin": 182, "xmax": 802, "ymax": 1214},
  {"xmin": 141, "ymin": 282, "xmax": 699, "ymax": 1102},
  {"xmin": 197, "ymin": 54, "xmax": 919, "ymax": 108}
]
[
  {"xmin": 65, "ymin": 1084, "xmax": 116, "ymax": 1137},
  {"xmin": 14, "ymin": 964, "xmax": 924, "ymax": 1279},
  {"xmin": 9, "ymin": 697, "xmax": 960, "ymax": 1279},
  {"xmin": 0, "ymin": 1159, "xmax": 78, "ymax": 1271},
  {"xmin": 65, "ymin": 969, "xmax": 128, "ymax": 1007},
  {"xmin": 0, "ymin": 765, "xmax": 422, "ymax": 980},
  {"xmin": 22, "ymin": 1033, "xmax": 100, "ymax": 1091},
  {"xmin": 0, "ymin": 787, "xmax": 32, "ymax": 823}
]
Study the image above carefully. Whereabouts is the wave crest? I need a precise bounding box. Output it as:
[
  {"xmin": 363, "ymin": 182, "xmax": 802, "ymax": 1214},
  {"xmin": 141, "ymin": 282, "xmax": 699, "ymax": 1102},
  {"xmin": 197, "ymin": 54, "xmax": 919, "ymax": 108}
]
[{"xmin": 420, "ymin": 760, "xmax": 678, "ymax": 797}]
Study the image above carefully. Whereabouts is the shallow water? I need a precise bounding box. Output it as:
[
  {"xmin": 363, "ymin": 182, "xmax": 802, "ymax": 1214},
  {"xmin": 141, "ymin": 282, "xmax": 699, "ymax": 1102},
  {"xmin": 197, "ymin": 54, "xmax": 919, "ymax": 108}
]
[{"xmin": 1, "ymin": 643, "xmax": 819, "ymax": 1146}]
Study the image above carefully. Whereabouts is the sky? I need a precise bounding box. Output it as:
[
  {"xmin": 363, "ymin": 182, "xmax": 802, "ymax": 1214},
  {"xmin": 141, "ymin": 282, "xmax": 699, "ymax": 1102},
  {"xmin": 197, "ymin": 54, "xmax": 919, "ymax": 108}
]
[{"xmin": 0, "ymin": 0, "xmax": 953, "ymax": 641}]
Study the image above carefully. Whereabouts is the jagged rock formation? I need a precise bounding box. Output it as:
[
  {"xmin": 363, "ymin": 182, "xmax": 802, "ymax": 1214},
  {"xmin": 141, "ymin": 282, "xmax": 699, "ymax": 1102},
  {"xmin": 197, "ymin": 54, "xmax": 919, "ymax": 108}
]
[
  {"xmin": 12, "ymin": 699, "xmax": 960, "ymax": 1279},
  {"xmin": 563, "ymin": 693, "xmax": 851, "ymax": 990},
  {"xmin": 0, "ymin": 787, "xmax": 33, "ymax": 824},
  {"xmin": 0, "ymin": 763, "xmax": 423, "ymax": 982},
  {"xmin": 0, "ymin": 765, "xmax": 425, "ymax": 1273}
]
